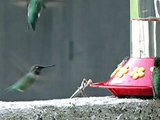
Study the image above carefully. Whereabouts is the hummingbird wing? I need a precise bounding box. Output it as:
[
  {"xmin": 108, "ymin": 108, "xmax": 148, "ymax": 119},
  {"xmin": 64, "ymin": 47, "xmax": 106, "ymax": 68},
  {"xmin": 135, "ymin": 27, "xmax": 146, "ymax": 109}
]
[
  {"xmin": 9, "ymin": 0, "xmax": 28, "ymax": 7},
  {"xmin": 10, "ymin": 53, "xmax": 30, "ymax": 76},
  {"xmin": 0, "ymin": 86, "xmax": 14, "ymax": 97},
  {"xmin": 44, "ymin": 0, "xmax": 65, "ymax": 8},
  {"xmin": 10, "ymin": 0, "xmax": 64, "ymax": 8}
]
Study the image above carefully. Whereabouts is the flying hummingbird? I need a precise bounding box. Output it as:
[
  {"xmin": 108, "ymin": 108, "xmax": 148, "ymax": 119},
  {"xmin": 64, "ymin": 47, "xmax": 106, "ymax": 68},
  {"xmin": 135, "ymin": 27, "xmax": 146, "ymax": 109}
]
[
  {"xmin": 10, "ymin": 0, "xmax": 64, "ymax": 30},
  {"xmin": 152, "ymin": 56, "xmax": 160, "ymax": 99},
  {"xmin": 27, "ymin": 0, "xmax": 45, "ymax": 31},
  {"xmin": 27, "ymin": 0, "xmax": 65, "ymax": 30},
  {"xmin": 0, "ymin": 64, "xmax": 55, "ymax": 95}
]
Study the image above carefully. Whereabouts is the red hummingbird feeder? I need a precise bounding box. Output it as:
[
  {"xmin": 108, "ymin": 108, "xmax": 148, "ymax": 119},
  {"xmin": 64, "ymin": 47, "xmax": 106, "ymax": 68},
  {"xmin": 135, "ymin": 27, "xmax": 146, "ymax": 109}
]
[{"xmin": 90, "ymin": 0, "xmax": 160, "ymax": 97}]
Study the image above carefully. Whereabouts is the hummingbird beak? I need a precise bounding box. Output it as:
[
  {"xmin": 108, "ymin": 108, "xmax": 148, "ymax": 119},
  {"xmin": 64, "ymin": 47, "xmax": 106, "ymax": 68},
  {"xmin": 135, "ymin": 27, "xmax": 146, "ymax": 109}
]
[{"xmin": 42, "ymin": 64, "xmax": 56, "ymax": 69}]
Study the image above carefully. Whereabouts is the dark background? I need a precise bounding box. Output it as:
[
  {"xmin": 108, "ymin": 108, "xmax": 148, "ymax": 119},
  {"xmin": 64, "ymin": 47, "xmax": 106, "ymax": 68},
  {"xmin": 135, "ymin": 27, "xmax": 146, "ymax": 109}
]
[{"xmin": 0, "ymin": 0, "xmax": 130, "ymax": 101}]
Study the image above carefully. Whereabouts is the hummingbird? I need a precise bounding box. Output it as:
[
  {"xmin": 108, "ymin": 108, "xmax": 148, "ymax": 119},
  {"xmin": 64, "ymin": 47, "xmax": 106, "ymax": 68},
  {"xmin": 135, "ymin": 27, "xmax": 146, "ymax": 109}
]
[
  {"xmin": 10, "ymin": 0, "xmax": 64, "ymax": 30},
  {"xmin": 27, "ymin": 0, "xmax": 45, "ymax": 31},
  {"xmin": 0, "ymin": 64, "xmax": 55, "ymax": 95},
  {"xmin": 152, "ymin": 56, "xmax": 160, "ymax": 99}
]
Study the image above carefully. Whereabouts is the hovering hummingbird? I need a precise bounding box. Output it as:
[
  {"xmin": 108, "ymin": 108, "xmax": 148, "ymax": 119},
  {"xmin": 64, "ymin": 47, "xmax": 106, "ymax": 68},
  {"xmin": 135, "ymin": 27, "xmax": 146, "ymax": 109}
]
[
  {"xmin": 0, "ymin": 64, "xmax": 55, "ymax": 95},
  {"xmin": 27, "ymin": 0, "xmax": 65, "ymax": 30},
  {"xmin": 27, "ymin": 0, "xmax": 45, "ymax": 31},
  {"xmin": 10, "ymin": 0, "xmax": 64, "ymax": 30},
  {"xmin": 152, "ymin": 56, "xmax": 160, "ymax": 99}
]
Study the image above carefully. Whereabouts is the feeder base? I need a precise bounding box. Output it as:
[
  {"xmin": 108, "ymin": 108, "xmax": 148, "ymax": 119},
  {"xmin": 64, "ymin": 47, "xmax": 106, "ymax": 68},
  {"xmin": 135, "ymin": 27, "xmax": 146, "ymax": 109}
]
[{"xmin": 90, "ymin": 57, "xmax": 154, "ymax": 98}]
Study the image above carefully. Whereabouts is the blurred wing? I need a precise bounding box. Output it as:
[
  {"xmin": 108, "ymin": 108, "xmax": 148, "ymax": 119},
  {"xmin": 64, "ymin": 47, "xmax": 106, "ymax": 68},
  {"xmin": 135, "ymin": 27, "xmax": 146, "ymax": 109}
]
[
  {"xmin": 45, "ymin": 0, "xmax": 65, "ymax": 8},
  {"xmin": 9, "ymin": 0, "xmax": 65, "ymax": 8},
  {"xmin": 10, "ymin": 53, "xmax": 30, "ymax": 76},
  {"xmin": 9, "ymin": 0, "xmax": 28, "ymax": 7}
]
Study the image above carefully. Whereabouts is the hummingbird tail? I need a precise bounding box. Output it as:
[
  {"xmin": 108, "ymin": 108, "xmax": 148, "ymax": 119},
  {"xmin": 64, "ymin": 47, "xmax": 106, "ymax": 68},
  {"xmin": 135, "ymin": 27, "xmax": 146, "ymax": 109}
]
[{"xmin": 0, "ymin": 87, "xmax": 13, "ymax": 97}]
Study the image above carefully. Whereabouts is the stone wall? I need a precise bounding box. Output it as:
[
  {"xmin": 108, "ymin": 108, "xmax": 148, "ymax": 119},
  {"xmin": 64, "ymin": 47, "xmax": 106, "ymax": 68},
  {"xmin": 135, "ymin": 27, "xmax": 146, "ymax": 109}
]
[{"xmin": 0, "ymin": 96, "xmax": 159, "ymax": 120}]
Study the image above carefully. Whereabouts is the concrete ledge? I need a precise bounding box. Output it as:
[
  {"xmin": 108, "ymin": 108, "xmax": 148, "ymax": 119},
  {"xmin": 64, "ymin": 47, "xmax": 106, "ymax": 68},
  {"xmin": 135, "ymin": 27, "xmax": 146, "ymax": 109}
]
[{"xmin": 0, "ymin": 96, "xmax": 159, "ymax": 120}]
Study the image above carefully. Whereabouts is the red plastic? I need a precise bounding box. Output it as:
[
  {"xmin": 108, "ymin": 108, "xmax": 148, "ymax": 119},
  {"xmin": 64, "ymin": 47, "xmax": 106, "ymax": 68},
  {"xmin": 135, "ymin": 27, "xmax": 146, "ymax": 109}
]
[{"xmin": 90, "ymin": 57, "xmax": 154, "ymax": 97}]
